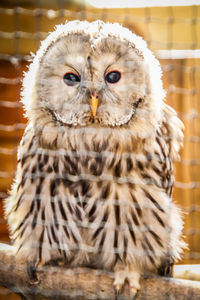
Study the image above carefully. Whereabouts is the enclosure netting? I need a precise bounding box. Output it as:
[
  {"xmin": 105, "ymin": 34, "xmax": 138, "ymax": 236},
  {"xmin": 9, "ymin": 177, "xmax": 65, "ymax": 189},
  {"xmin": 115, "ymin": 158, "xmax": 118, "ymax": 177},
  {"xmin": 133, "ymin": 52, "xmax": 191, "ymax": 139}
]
[{"xmin": 0, "ymin": 0, "xmax": 200, "ymax": 299}]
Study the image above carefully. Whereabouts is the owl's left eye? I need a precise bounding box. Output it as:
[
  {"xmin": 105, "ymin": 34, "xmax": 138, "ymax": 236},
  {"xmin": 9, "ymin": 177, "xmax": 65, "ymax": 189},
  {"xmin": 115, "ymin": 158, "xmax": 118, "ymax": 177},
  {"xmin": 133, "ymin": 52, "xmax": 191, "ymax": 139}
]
[
  {"xmin": 105, "ymin": 70, "xmax": 121, "ymax": 84},
  {"xmin": 63, "ymin": 72, "xmax": 80, "ymax": 86}
]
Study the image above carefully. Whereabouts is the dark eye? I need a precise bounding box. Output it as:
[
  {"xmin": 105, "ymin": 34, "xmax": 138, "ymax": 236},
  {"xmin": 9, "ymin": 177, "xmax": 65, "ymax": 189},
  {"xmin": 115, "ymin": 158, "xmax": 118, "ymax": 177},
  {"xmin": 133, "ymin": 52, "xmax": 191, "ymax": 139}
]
[
  {"xmin": 105, "ymin": 70, "xmax": 121, "ymax": 84},
  {"xmin": 63, "ymin": 72, "xmax": 80, "ymax": 86}
]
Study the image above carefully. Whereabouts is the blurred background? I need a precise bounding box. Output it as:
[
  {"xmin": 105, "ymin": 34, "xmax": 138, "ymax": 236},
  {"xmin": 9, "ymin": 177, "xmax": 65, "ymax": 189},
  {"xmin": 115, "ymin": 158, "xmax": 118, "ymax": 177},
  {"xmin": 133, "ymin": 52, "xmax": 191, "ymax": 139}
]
[{"xmin": 0, "ymin": 0, "xmax": 200, "ymax": 298}]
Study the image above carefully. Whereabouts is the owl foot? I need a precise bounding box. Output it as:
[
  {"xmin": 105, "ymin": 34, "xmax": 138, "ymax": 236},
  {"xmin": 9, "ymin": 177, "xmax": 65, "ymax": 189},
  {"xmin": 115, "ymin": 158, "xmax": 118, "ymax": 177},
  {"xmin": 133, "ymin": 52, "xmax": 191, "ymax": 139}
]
[
  {"xmin": 114, "ymin": 283, "xmax": 138, "ymax": 300},
  {"xmin": 27, "ymin": 261, "xmax": 40, "ymax": 285},
  {"xmin": 114, "ymin": 283, "xmax": 123, "ymax": 300},
  {"xmin": 114, "ymin": 265, "xmax": 140, "ymax": 299}
]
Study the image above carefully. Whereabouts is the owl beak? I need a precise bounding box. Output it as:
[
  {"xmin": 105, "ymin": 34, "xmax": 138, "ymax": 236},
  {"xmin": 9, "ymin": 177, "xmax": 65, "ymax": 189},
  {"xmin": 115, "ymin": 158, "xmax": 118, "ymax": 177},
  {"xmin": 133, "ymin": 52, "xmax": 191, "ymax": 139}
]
[{"xmin": 90, "ymin": 93, "xmax": 98, "ymax": 117}]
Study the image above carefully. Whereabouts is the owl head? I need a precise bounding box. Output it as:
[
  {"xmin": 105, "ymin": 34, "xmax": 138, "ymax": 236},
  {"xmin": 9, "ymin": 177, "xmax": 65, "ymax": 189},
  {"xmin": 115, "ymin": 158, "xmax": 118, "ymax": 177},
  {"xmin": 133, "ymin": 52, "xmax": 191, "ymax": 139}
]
[{"xmin": 22, "ymin": 20, "xmax": 165, "ymax": 138}]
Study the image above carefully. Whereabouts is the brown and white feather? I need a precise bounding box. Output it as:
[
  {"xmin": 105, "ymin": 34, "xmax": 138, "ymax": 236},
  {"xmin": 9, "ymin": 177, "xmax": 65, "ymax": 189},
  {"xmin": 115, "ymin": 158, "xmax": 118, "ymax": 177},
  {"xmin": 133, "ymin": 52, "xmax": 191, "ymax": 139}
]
[{"xmin": 5, "ymin": 20, "xmax": 185, "ymax": 294}]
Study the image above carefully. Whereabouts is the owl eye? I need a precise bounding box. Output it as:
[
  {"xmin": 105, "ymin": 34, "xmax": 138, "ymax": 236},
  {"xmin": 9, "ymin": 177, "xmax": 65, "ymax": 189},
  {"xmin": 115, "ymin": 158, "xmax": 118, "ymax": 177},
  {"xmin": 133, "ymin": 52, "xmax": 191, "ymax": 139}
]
[
  {"xmin": 105, "ymin": 70, "xmax": 121, "ymax": 84},
  {"xmin": 63, "ymin": 72, "xmax": 80, "ymax": 86}
]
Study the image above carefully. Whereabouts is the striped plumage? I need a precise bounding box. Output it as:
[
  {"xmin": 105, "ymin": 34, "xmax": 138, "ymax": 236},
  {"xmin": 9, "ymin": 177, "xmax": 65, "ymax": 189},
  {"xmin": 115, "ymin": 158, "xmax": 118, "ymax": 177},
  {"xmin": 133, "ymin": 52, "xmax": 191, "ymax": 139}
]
[{"xmin": 5, "ymin": 20, "xmax": 185, "ymax": 296}]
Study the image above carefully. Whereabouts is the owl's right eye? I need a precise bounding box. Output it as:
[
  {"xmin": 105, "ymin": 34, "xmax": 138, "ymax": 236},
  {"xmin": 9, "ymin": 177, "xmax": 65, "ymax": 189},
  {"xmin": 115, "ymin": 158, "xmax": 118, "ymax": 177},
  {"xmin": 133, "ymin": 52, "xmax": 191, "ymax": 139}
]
[{"xmin": 63, "ymin": 72, "xmax": 80, "ymax": 86}]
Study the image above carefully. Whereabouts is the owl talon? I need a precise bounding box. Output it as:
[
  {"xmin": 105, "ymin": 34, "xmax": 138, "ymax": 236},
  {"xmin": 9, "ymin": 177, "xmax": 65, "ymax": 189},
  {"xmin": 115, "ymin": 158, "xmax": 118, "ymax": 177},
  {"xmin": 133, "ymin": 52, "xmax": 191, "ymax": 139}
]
[
  {"xmin": 115, "ymin": 284, "xmax": 122, "ymax": 294},
  {"xmin": 115, "ymin": 285, "xmax": 123, "ymax": 300},
  {"xmin": 115, "ymin": 289, "xmax": 119, "ymax": 300},
  {"xmin": 130, "ymin": 286, "xmax": 137, "ymax": 299},
  {"xmin": 27, "ymin": 261, "xmax": 39, "ymax": 285},
  {"xmin": 114, "ymin": 282, "xmax": 123, "ymax": 300}
]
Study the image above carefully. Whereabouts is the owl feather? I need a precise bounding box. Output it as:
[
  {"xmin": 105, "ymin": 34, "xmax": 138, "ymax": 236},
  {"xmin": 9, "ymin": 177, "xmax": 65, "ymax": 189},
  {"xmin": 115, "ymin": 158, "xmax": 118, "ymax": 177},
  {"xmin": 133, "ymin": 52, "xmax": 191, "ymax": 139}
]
[{"xmin": 5, "ymin": 20, "xmax": 185, "ymax": 298}]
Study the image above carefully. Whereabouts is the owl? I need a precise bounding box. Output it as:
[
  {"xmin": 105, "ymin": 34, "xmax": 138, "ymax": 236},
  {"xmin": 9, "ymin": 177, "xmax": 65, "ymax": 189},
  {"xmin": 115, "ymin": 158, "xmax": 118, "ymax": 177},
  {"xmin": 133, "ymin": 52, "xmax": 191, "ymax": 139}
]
[{"xmin": 5, "ymin": 20, "xmax": 185, "ymax": 298}]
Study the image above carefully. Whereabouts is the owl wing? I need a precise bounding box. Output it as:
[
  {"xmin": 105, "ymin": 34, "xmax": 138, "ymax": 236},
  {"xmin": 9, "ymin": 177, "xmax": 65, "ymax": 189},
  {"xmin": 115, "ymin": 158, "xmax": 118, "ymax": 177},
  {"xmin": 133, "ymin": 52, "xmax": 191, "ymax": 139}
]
[
  {"xmin": 162, "ymin": 103, "xmax": 184, "ymax": 162},
  {"xmin": 155, "ymin": 103, "xmax": 184, "ymax": 276},
  {"xmin": 155, "ymin": 103, "xmax": 184, "ymax": 197}
]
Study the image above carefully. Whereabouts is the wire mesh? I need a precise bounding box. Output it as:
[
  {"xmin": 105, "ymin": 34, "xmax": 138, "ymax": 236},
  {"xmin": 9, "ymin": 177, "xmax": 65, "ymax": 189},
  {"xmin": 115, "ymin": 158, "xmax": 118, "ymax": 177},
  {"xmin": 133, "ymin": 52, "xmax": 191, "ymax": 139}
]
[{"xmin": 0, "ymin": 0, "xmax": 200, "ymax": 299}]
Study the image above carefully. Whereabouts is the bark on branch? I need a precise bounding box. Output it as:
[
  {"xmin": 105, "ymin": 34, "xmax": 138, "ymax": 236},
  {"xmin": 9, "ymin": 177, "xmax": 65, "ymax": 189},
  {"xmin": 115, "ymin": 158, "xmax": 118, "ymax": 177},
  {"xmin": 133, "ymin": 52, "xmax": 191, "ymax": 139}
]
[{"xmin": 0, "ymin": 244, "xmax": 200, "ymax": 300}]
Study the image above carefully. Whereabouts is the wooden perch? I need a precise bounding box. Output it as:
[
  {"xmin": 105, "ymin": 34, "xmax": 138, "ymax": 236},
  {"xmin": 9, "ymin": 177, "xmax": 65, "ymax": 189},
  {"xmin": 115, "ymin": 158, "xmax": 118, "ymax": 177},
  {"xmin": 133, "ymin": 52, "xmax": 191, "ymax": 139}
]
[{"xmin": 0, "ymin": 244, "xmax": 200, "ymax": 299}]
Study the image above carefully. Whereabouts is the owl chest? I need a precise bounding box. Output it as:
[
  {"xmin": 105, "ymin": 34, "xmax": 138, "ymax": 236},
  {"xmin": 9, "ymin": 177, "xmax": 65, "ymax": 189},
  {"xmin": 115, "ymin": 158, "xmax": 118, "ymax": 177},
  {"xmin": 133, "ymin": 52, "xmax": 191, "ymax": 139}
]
[
  {"xmin": 23, "ymin": 137, "xmax": 169, "ymax": 219},
  {"xmin": 35, "ymin": 150, "xmax": 139, "ymax": 226},
  {"xmin": 47, "ymin": 148, "xmax": 161, "ymax": 221},
  {"xmin": 18, "ymin": 127, "xmax": 171, "ymax": 227},
  {"xmin": 14, "ymin": 131, "xmax": 174, "ymax": 269}
]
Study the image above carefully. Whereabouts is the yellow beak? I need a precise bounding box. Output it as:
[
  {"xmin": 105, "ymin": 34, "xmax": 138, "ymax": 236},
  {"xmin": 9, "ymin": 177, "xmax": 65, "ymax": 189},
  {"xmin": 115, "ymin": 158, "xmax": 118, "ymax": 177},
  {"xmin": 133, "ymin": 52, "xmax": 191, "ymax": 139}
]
[{"xmin": 90, "ymin": 93, "xmax": 98, "ymax": 117}]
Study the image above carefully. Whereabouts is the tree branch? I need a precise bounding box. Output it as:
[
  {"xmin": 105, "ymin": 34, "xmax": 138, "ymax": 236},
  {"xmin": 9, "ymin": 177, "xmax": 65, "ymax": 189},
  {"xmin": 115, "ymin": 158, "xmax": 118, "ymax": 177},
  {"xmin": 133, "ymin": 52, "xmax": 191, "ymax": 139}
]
[{"xmin": 0, "ymin": 243, "xmax": 200, "ymax": 299}]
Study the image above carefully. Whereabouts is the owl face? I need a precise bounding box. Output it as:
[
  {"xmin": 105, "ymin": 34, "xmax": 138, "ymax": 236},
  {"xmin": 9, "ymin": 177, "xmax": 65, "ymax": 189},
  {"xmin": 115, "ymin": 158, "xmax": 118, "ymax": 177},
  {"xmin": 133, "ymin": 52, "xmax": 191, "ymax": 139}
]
[
  {"xmin": 36, "ymin": 32, "xmax": 147, "ymax": 127},
  {"xmin": 23, "ymin": 21, "xmax": 164, "ymax": 132}
]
